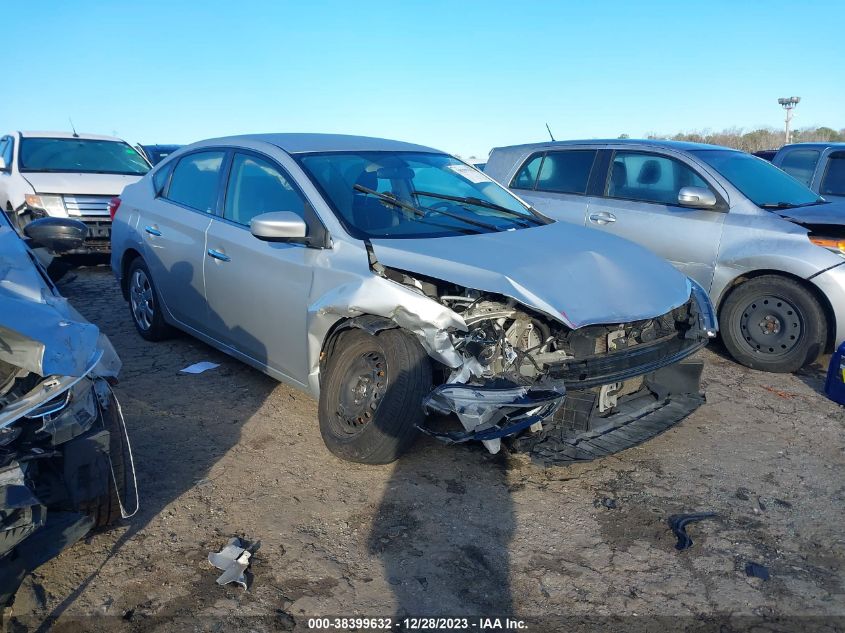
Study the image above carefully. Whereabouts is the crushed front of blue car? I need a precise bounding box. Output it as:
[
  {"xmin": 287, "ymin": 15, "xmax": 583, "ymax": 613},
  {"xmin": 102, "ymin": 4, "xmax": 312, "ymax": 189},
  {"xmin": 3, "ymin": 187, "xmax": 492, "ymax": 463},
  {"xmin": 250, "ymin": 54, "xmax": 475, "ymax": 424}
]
[{"xmin": 0, "ymin": 219, "xmax": 138, "ymax": 613}]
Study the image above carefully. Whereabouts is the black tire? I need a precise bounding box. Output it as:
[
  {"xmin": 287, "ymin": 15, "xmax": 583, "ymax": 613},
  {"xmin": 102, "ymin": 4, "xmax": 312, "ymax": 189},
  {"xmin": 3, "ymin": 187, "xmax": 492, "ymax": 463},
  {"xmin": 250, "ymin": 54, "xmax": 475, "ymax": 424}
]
[
  {"xmin": 318, "ymin": 328, "xmax": 432, "ymax": 464},
  {"xmin": 126, "ymin": 257, "xmax": 172, "ymax": 341},
  {"xmin": 720, "ymin": 275, "xmax": 827, "ymax": 373},
  {"xmin": 84, "ymin": 387, "xmax": 130, "ymax": 528}
]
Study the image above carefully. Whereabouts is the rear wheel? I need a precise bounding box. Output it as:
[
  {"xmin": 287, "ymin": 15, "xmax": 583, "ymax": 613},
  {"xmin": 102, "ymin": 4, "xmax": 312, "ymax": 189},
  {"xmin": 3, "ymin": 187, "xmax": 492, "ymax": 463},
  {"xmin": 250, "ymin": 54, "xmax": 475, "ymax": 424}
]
[
  {"xmin": 318, "ymin": 328, "xmax": 431, "ymax": 464},
  {"xmin": 720, "ymin": 275, "xmax": 827, "ymax": 372},
  {"xmin": 127, "ymin": 257, "xmax": 172, "ymax": 341}
]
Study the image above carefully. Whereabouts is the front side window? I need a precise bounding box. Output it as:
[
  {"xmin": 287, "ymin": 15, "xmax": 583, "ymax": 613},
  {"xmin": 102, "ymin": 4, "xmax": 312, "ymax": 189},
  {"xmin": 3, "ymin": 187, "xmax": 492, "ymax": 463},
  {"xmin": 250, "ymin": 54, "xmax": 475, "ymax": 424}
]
[
  {"xmin": 690, "ymin": 149, "xmax": 823, "ymax": 208},
  {"xmin": 166, "ymin": 151, "xmax": 224, "ymax": 212},
  {"xmin": 0, "ymin": 137, "xmax": 10, "ymax": 168},
  {"xmin": 298, "ymin": 151, "xmax": 542, "ymax": 239},
  {"xmin": 606, "ymin": 151, "xmax": 709, "ymax": 205},
  {"xmin": 779, "ymin": 149, "xmax": 820, "ymax": 186},
  {"xmin": 224, "ymin": 153, "xmax": 306, "ymax": 226},
  {"xmin": 18, "ymin": 138, "xmax": 149, "ymax": 175},
  {"xmin": 535, "ymin": 150, "xmax": 596, "ymax": 194},
  {"xmin": 821, "ymin": 152, "xmax": 845, "ymax": 197}
]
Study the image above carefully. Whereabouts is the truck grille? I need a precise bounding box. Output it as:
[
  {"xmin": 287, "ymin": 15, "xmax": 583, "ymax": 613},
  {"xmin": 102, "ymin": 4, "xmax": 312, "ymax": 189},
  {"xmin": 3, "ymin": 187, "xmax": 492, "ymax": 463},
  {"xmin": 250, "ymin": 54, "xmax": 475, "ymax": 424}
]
[{"xmin": 63, "ymin": 195, "xmax": 111, "ymax": 217}]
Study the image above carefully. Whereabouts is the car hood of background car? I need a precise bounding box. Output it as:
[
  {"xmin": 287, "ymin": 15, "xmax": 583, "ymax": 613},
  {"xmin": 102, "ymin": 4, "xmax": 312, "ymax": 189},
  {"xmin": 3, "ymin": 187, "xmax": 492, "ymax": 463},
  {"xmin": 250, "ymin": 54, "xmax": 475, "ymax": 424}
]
[
  {"xmin": 21, "ymin": 172, "xmax": 144, "ymax": 196},
  {"xmin": 773, "ymin": 200, "xmax": 845, "ymax": 226},
  {"xmin": 370, "ymin": 222, "xmax": 692, "ymax": 329}
]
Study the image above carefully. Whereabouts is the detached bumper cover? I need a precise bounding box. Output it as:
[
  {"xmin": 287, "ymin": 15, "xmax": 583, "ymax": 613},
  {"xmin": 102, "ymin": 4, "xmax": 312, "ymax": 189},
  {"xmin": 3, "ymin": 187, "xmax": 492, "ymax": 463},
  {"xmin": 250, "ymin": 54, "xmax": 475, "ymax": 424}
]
[{"xmin": 420, "ymin": 382, "xmax": 565, "ymax": 443}]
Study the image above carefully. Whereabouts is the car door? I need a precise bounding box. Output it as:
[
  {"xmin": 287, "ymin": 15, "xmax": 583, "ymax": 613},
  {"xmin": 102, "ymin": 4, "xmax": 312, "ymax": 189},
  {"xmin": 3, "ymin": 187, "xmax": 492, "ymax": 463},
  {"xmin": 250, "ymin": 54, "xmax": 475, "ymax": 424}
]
[
  {"xmin": 586, "ymin": 149, "xmax": 726, "ymax": 290},
  {"xmin": 141, "ymin": 149, "xmax": 225, "ymax": 331},
  {"xmin": 506, "ymin": 149, "xmax": 599, "ymax": 226},
  {"xmin": 203, "ymin": 150, "xmax": 315, "ymax": 385}
]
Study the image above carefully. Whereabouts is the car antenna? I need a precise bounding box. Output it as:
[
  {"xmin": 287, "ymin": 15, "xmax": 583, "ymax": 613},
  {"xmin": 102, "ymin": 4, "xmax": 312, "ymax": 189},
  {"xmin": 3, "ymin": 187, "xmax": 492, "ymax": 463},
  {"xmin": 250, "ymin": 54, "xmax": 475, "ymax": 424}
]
[
  {"xmin": 545, "ymin": 123, "xmax": 555, "ymax": 142},
  {"xmin": 69, "ymin": 117, "xmax": 79, "ymax": 138}
]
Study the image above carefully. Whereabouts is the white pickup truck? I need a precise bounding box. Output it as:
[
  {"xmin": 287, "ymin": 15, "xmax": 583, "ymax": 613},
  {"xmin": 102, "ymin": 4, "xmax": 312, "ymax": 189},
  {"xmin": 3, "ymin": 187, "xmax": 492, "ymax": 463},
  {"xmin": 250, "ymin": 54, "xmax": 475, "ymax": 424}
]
[{"xmin": 0, "ymin": 131, "xmax": 150, "ymax": 253}]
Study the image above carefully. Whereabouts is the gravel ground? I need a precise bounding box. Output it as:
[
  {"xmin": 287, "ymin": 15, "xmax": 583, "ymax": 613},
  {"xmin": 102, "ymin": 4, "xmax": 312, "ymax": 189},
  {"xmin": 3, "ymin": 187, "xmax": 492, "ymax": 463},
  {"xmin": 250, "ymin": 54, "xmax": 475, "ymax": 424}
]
[{"xmin": 7, "ymin": 263, "xmax": 845, "ymax": 632}]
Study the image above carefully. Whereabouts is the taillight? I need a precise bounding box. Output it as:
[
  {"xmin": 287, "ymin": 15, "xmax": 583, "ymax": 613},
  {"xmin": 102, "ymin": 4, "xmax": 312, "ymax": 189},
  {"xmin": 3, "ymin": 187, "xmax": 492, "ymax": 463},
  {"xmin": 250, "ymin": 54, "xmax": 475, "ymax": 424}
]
[{"xmin": 108, "ymin": 196, "xmax": 122, "ymax": 220}]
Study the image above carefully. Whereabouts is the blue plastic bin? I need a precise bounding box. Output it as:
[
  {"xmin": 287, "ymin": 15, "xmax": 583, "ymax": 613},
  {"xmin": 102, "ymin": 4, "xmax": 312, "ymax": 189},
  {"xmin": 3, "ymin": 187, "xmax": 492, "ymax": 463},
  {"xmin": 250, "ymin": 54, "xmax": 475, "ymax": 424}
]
[{"xmin": 824, "ymin": 341, "xmax": 845, "ymax": 405}]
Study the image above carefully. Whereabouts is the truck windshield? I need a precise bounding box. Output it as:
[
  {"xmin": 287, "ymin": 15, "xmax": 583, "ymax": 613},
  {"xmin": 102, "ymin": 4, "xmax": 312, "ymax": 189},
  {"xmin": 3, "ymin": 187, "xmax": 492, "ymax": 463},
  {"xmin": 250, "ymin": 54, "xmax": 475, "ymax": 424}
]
[
  {"xmin": 690, "ymin": 149, "xmax": 823, "ymax": 208},
  {"xmin": 19, "ymin": 138, "xmax": 150, "ymax": 175},
  {"xmin": 297, "ymin": 151, "xmax": 543, "ymax": 239}
]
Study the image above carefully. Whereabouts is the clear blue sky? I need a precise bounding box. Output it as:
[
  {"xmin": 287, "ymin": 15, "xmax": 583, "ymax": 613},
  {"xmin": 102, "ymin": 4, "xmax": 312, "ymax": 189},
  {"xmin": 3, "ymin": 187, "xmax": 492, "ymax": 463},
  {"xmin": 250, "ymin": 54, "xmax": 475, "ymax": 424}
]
[{"xmin": 4, "ymin": 1, "xmax": 843, "ymax": 158}]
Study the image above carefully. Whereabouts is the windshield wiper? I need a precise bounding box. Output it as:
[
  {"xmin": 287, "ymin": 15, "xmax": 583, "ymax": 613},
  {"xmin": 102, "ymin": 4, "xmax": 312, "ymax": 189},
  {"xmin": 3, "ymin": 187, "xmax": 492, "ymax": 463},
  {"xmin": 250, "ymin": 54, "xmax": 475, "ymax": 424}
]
[
  {"xmin": 760, "ymin": 200, "xmax": 827, "ymax": 209},
  {"xmin": 353, "ymin": 185, "xmax": 500, "ymax": 232},
  {"xmin": 412, "ymin": 190, "xmax": 544, "ymax": 225}
]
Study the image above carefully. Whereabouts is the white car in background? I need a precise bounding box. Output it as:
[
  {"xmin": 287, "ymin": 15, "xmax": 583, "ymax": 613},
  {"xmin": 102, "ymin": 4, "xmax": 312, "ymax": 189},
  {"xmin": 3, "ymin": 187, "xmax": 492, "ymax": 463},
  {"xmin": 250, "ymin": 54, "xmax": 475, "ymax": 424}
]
[{"xmin": 0, "ymin": 131, "xmax": 150, "ymax": 253}]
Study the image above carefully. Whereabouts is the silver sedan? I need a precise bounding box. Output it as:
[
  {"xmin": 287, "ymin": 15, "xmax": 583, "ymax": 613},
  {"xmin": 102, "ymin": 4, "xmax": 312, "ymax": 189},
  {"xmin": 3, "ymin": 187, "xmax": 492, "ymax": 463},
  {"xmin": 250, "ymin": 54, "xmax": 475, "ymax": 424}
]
[{"xmin": 110, "ymin": 134, "xmax": 715, "ymax": 464}]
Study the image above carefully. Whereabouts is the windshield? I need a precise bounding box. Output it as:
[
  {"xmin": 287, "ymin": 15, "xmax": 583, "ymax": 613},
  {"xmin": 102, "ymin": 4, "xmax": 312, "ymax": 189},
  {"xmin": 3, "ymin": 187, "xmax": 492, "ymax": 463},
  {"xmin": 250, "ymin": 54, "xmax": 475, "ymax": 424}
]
[
  {"xmin": 19, "ymin": 138, "xmax": 150, "ymax": 175},
  {"xmin": 690, "ymin": 149, "xmax": 823, "ymax": 208},
  {"xmin": 297, "ymin": 151, "xmax": 542, "ymax": 239}
]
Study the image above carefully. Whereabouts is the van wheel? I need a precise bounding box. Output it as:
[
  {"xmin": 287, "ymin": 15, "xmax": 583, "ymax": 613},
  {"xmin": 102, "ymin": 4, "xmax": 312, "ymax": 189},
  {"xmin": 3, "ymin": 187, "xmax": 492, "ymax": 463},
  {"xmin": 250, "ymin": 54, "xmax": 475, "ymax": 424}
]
[
  {"xmin": 720, "ymin": 275, "xmax": 827, "ymax": 372},
  {"xmin": 127, "ymin": 258, "xmax": 172, "ymax": 341},
  {"xmin": 318, "ymin": 328, "xmax": 431, "ymax": 464}
]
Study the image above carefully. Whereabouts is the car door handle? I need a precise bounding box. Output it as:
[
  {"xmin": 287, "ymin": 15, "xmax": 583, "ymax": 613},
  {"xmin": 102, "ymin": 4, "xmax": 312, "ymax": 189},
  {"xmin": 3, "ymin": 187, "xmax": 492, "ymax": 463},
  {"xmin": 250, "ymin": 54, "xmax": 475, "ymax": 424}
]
[
  {"xmin": 207, "ymin": 248, "xmax": 231, "ymax": 262},
  {"xmin": 144, "ymin": 225, "xmax": 162, "ymax": 236},
  {"xmin": 588, "ymin": 212, "xmax": 617, "ymax": 225}
]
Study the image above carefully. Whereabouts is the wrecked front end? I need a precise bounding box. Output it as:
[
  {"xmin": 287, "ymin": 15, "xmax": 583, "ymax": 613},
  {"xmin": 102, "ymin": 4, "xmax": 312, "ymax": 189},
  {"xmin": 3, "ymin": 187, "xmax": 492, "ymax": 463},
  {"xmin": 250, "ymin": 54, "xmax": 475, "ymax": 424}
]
[
  {"xmin": 0, "ymin": 223, "xmax": 137, "ymax": 610},
  {"xmin": 360, "ymin": 262, "xmax": 716, "ymax": 461}
]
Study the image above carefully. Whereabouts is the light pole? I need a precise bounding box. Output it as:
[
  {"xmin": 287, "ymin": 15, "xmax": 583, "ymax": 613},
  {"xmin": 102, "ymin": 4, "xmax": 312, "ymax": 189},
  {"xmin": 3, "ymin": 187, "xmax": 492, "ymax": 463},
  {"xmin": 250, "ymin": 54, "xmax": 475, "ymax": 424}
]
[{"xmin": 778, "ymin": 96, "xmax": 801, "ymax": 144}]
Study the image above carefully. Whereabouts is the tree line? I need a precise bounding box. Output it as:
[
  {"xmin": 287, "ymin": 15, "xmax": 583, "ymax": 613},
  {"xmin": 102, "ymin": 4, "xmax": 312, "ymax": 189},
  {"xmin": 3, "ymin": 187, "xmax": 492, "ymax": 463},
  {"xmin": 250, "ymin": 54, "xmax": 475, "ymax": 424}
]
[{"xmin": 640, "ymin": 126, "xmax": 845, "ymax": 152}]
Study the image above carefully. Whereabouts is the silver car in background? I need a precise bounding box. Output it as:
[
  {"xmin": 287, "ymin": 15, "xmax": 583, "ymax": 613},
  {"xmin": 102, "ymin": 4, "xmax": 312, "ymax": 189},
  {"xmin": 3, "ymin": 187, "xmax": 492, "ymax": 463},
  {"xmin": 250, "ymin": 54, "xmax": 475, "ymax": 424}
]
[
  {"xmin": 110, "ymin": 134, "xmax": 715, "ymax": 465},
  {"xmin": 486, "ymin": 139, "xmax": 845, "ymax": 373}
]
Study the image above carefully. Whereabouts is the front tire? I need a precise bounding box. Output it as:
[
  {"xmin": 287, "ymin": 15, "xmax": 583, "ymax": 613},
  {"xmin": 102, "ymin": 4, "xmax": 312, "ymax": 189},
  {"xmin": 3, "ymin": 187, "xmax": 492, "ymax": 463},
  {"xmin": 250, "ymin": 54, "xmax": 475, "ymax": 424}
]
[
  {"xmin": 127, "ymin": 257, "xmax": 172, "ymax": 341},
  {"xmin": 318, "ymin": 328, "xmax": 432, "ymax": 464},
  {"xmin": 720, "ymin": 275, "xmax": 827, "ymax": 372}
]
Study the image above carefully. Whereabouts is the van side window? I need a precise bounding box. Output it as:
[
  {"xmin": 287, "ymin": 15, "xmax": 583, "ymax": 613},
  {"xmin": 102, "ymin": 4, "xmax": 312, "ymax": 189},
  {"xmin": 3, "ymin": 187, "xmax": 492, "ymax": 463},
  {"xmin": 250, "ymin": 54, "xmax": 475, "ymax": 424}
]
[
  {"xmin": 535, "ymin": 150, "xmax": 597, "ymax": 195},
  {"xmin": 606, "ymin": 151, "xmax": 710, "ymax": 205},
  {"xmin": 511, "ymin": 154, "xmax": 543, "ymax": 190}
]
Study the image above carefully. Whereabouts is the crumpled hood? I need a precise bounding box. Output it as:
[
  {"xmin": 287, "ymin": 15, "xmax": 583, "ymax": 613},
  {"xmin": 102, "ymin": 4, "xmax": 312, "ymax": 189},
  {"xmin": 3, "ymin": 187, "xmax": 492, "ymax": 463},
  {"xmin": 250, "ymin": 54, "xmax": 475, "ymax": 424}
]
[
  {"xmin": 0, "ymin": 222, "xmax": 119, "ymax": 377},
  {"xmin": 21, "ymin": 172, "xmax": 143, "ymax": 197},
  {"xmin": 370, "ymin": 222, "xmax": 692, "ymax": 329}
]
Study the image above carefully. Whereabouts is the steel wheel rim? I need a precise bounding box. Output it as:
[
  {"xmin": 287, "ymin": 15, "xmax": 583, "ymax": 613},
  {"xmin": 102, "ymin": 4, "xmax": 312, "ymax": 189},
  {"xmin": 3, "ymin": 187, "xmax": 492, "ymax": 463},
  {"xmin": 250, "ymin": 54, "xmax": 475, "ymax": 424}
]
[
  {"xmin": 129, "ymin": 269, "xmax": 155, "ymax": 331},
  {"xmin": 738, "ymin": 294, "xmax": 803, "ymax": 357},
  {"xmin": 334, "ymin": 351, "xmax": 387, "ymax": 435}
]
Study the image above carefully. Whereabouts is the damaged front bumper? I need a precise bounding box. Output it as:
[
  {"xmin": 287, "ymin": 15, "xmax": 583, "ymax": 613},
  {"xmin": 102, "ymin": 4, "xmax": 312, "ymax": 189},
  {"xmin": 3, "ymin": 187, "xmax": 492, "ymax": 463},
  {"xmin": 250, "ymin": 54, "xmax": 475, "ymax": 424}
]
[
  {"xmin": 417, "ymin": 285, "xmax": 713, "ymax": 458},
  {"xmin": 422, "ymin": 381, "xmax": 566, "ymax": 453}
]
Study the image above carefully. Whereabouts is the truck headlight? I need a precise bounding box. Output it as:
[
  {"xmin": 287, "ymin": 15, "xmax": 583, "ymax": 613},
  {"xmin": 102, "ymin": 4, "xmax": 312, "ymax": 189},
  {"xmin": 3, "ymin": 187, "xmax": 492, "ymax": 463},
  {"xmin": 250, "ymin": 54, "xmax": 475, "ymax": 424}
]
[
  {"xmin": 24, "ymin": 194, "xmax": 67, "ymax": 217},
  {"xmin": 689, "ymin": 277, "xmax": 718, "ymax": 337}
]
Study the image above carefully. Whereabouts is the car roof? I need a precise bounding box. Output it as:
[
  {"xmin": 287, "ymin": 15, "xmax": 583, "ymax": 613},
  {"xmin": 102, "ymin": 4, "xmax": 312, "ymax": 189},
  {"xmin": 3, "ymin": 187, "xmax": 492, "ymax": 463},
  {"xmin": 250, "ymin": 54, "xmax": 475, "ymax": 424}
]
[
  {"xmin": 201, "ymin": 133, "xmax": 443, "ymax": 155},
  {"xmin": 140, "ymin": 144, "xmax": 182, "ymax": 150},
  {"xmin": 779, "ymin": 142, "xmax": 845, "ymax": 151},
  {"xmin": 18, "ymin": 130, "xmax": 126, "ymax": 142},
  {"xmin": 492, "ymin": 138, "xmax": 736, "ymax": 153}
]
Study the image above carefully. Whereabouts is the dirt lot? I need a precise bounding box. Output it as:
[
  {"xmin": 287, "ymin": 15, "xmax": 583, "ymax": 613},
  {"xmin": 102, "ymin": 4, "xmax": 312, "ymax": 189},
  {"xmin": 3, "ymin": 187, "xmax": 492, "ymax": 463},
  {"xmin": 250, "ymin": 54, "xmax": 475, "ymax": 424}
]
[{"xmin": 8, "ymin": 263, "xmax": 845, "ymax": 632}]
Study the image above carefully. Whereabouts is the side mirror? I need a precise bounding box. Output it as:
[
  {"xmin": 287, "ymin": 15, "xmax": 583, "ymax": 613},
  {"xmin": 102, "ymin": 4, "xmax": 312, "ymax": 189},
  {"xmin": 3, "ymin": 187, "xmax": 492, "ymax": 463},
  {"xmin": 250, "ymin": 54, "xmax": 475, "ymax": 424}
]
[
  {"xmin": 678, "ymin": 186, "xmax": 717, "ymax": 209},
  {"xmin": 250, "ymin": 211, "xmax": 307, "ymax": 242},
  {"xmin": 23, "ymin": 217, "xmax": 88, "ymax": 253}
]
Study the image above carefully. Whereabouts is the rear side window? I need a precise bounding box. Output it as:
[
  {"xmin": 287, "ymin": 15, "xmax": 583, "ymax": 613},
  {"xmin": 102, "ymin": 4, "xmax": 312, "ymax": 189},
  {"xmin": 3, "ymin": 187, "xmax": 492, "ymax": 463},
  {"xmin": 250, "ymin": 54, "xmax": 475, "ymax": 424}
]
[
  {"xmin": 821, "ymin": 152, "xmax": 845, "ymax": 196},
  {"xmin": 780, "ymin": 149, "xmax": 820, "ymax": 186},
  {"xmin": 166, "ymin": 151, "xmax": 225, "ymax": 212},
  {"xmin": 511, "ymin": 154, "xmax": 543, "ymax": 189},
  {"xmin": 224, "ymin": 153, "xmax": 306, "ymax": 226},
  {"xmin": 535, "ymin": 150, "xmax": 596, "ymax": 194},
  {"xmin": 606, "ymin": 151, "xmax": 709, "ymax": 205}
]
